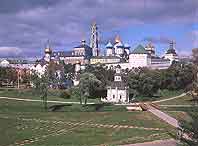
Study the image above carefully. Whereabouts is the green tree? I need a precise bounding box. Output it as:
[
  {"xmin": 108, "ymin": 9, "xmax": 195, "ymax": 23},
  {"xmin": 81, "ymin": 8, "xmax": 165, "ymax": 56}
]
[
  {"xmin": 178, "ymin": 48, "xmax": 198, "ymax": 145},
  {"xmin": 179, "ymin": 101, "xmax": 198, "ymax": 145},
  {"xmin": 128, "ymin": 68, "xmax": 161, "ymax": 98},
  {"xmin": 192, "ymin": 48, "xmax": 198, "ymax": 65},
  {"xmin": 31, "ymin": 71, "xmax": 50, "ymax": 110},
  {"xmin": 31, "ymin": 62, "xmax": 60, "ymax": 110},
  {"xmin": 70, "ymin": 86, "xmax": 82, "ymax": 104},
  {"xmin": 78, "ymin": 73, "xmax": 101, "ymax": 104}
]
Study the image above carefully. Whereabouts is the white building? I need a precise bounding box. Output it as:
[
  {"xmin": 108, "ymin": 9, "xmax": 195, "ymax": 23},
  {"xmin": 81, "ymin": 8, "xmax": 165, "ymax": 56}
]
[
  {"xmin": 90, "ymin": 56, "xmax": 121, "ymax": 65},
  {"xmin": 129, "ymin": 45, "xmax": 151, "ymax": 68},
  {"xmin": 164, "ymin": 41, "xmax": 179, "ymax": 63},
  {"xmin": 101, "ymin": 65, "xmax": 129, "ymax": 103},
  {"xmin": 105, "ymin": 41, "xmax": 179, "ymax": 70},
  {"xmin": 0, "ymin": 60, "xmax": 10, "ymax": 67}
]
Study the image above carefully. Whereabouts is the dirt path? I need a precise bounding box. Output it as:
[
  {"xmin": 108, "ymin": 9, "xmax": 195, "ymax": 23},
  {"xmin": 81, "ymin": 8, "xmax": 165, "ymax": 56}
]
[
  {"xmin": 0, "ymin": 96, "xmax": 95, "ymax": 104},
  {"xmin": 152, "ymin": 93, "xmax": 186, "ymax": 103},
  {"xmin": 121, "ymin": 139, "xmax": 177, "ymax": 146},
  {"xmin": 148, "ymin": 105, "xmax": 179, "ymax": 128}
]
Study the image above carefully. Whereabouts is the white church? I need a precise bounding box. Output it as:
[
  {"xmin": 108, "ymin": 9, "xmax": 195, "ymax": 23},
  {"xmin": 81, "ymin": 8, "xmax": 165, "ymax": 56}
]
[{"xmin": 101, "ymin": 65, "xmax": 129, "ymax": 103}]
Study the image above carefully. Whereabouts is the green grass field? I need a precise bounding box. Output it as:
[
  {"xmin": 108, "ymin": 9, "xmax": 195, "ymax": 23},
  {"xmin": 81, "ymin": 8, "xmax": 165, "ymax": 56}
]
[
  {"xmin": 0, "ymin": 98, "xmax": 176, "ymax": 146},
  {"xmin": 0, "ymin": 88, "xmax": 100, "ymax": 103},
  {"xmin": 159, "ymin": 95, "xmax": 193, "ymax": 105}
]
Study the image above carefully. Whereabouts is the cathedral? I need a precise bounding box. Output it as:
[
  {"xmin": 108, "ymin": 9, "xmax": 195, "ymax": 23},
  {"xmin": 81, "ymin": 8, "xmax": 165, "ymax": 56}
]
[{"xmin": 32, "ymin": 22, "xmax": 179, "ymax": 76}]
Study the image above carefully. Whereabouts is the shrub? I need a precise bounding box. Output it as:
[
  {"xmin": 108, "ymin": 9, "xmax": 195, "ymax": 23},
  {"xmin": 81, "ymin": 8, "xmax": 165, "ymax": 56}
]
[{"xmin": 59, "ymin": 90, "xmax": 71, "ymax": 99}]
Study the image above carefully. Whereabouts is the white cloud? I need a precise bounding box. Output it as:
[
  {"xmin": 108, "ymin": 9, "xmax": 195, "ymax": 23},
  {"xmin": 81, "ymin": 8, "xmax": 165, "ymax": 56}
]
[{"xmin": 0, "ymin": 47, "xmax": 22, "ymax": 57}]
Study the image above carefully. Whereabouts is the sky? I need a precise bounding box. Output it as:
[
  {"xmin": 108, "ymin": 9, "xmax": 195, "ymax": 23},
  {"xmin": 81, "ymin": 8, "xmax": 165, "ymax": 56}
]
[{"xmin": 0, "ymin": 0, "xmax": 197, "ymax": 58}]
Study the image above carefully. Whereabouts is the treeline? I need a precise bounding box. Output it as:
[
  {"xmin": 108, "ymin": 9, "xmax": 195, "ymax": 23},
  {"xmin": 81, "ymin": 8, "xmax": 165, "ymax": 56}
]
[
  {"xmin": 0, "ymin": 67, "xmax": 30, "ymax": 87},
  {"xmin": 128, "ymin": 62, "xmax": 196, "ymax": 98},
  {"xmin": 80, "ymin": 62, "xmax": 196, "ymax": 100}
]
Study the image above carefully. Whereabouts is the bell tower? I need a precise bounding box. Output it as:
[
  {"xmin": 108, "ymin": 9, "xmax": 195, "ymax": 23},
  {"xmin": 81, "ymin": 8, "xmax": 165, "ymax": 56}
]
[
  {"xmin": 44, "ymin": 40, "xmax": 52, "ymax": 62},
  {"xmin": 90, "ymin": 22, "xmax": 99, "ymax": 56}
]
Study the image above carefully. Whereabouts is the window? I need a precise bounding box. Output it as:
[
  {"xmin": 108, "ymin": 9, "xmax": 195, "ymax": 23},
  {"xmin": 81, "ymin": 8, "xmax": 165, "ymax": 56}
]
[
  {"xmin": 113, "ymin": 95, "xmax": 115, "ymax": 99},
  {"xmin": 120, "ymin": 95, "xmax": 122, "ymax": 99}
]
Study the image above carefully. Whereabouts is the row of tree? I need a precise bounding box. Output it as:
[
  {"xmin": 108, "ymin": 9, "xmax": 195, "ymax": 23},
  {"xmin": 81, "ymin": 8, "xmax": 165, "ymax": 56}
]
[
  {"xmin": 71, "ymin": 61, "xmax": 196, "ymax": 102},
  {"xmin": 179, "ymin": 48, "xmax": 198, "ymax": 146}
]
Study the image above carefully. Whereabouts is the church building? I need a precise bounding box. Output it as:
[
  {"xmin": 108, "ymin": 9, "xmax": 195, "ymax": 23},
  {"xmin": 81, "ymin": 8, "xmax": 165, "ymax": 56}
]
[{"xmin": 101, "ymin": 65, "xmax": 129, "ymax": 103}]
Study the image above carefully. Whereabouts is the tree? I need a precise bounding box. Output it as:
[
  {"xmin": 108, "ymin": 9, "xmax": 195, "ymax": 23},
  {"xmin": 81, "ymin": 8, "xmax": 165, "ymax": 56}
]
[
  {"xmin": 78, "ymin": 73, "xmax": 101, "ymax": 104},
  {"xmin": 70, "ymin": 86, "xmax": 82, "ymax": 104},
  {"xmin": 160, "ymin": 62, "xmax": 196, "ymax": 91},
  {"xmin": 179, "ymin": 104, "xmax": 198, "ymax": 145},
  {"xmin": 178, "ymin": 49, "xmax": 198, "ymax": 145},
  {"xmin": 83, "ymin": 64, "xmax": 114, "ymax": 88},
  {"xmin": 62, "ymin": 62, "xmax": 75, "ymax": 80},
  {"xmin": 128, "ymin": 68, "xmax": 161, "ymax": 98},
  {"xmin": 31, "ymin": 71, "xmax": 50, "ymax": 110},
  {"xmin": 192, "ymin": 48, "xmax": 198, "ymax": 65},
  {"xmin": 31, "ymin": 62, "xmax": 61, "ymax": 110}
]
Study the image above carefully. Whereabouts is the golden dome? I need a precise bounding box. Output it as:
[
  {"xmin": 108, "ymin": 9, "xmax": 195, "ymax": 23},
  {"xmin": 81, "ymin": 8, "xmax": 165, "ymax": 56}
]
[
  {"xmin": 76, "ymin": 60, "xmax": 80, "ymax": 64},
  {"xmin": 115, "ymin": 35, "xmax": 121, "ymax": 43},
  {"xmin": 45, "ymin": 47, "xmax": 52, "ymax": 54}
]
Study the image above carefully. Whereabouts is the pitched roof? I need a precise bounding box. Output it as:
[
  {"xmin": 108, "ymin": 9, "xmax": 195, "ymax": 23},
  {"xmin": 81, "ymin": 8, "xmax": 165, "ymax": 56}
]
[
  {"xmin": 74, "ymin": 44, "xmax": 92, "ymax": 50},
  {"xmin": 131, "ymin": 45, "xmax": 148, "ymax": 54},
  {"xmin": 166, "ymin": 49, "xmax": 177, "ymax": 55}
]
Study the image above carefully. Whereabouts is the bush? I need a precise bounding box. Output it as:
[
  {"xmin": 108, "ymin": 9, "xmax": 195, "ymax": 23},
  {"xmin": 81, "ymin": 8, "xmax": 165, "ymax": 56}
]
[
  {"xmin": 50, "ymin": 103, "xmax": 127, "ymax": 112},
  {"xmin": 59, "ymin": 90, "xmax": 71, "ymax": 99}
]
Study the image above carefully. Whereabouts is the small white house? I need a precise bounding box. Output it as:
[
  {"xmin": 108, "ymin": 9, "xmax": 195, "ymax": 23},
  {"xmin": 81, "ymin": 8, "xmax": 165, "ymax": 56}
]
[
  {"xmin": 101, "ymin": 65, "xmax": 129, "ymax": 103},
  {"xmin": 0, "ymin": 59, "xmax": 10, "ymax": 67}
]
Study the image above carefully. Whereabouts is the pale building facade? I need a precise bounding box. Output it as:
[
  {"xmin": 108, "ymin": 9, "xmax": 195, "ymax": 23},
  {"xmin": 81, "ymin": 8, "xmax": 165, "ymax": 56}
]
[
  {"xmin": 129, "ymin": 45, "xmax": 151, "ymax": 68},
  {"xmin": 90, "ymin": 56, "xmax": 121, "ymax": 64},
  {"xmin": 101, "ymin": 66, "xmax": 129, "ymax": 103}
]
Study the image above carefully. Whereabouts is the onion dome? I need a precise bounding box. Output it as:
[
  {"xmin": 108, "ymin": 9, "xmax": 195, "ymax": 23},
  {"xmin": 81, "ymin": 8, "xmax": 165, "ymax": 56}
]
[
  {"xmin": 115, "ymin": 35, "xmax": 121, "ymax": 43},
  {"xmin": 45, "ymin": 40, "xmax": 52, "ymax": 54},
  {"xmin": 145, "ymin": 42, "xmax": 154, "ymax": 48},
  {"xmin": 81, "ymin": 39, "xmax": 86, "ymax": 45},
  {"xmin": 166, "ymin": 49, "xmax": 177, "ymax": 55},
  {"xmin": 76, "ymin": 60, "xmax": 80, "ymax": 64},
  {"xmin": 106, "ymin": 41, "xmax": 113, "ymax": 49},
  {"xmin": 166, "ymin": 40, "xmax": 177, "ymax": 55},
  {"xmin": 45, "ymin": 47, "xmax": 52, "ymax": 54},
  {"xmin": 124, "ymin": 43, "xmax": 130, "ymax": 49},
  {"xmin": 116, "ymin": 42, "xmax": 124, "ymax": 48}
]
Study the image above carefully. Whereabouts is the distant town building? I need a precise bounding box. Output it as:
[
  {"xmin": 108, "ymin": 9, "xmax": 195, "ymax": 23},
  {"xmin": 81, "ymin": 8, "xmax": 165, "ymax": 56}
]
[
  {"xmin": 0, "ymin": 59, "xmax": 9, "ymax": 67},
  {"xmin": 101, "ymin": 65, "xmax": 129, "ymax": 103},
  {"xmin": 51, "ymin": 40, "xmax": 92, "ymax": 65},
  {"xmin": 0, "ymin": 59, "xmax": 34, "ymax": 69}
]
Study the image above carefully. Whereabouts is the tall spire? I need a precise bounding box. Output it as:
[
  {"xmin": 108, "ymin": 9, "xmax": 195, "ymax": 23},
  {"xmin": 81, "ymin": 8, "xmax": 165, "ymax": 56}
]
[
  {"xmin": 90, "ymin": 22, "xmax": 99, "ymax": 56},
  {"xmin": 169, "ymin": 40, "xmax": 176, "ymax": 50}
]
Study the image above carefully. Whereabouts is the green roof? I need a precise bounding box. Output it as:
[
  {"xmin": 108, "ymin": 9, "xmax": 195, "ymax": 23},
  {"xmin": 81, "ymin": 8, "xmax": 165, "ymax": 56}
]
[{"xmin": 131, "ymin": 45, "xmax": 148, "ymax": 54}]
